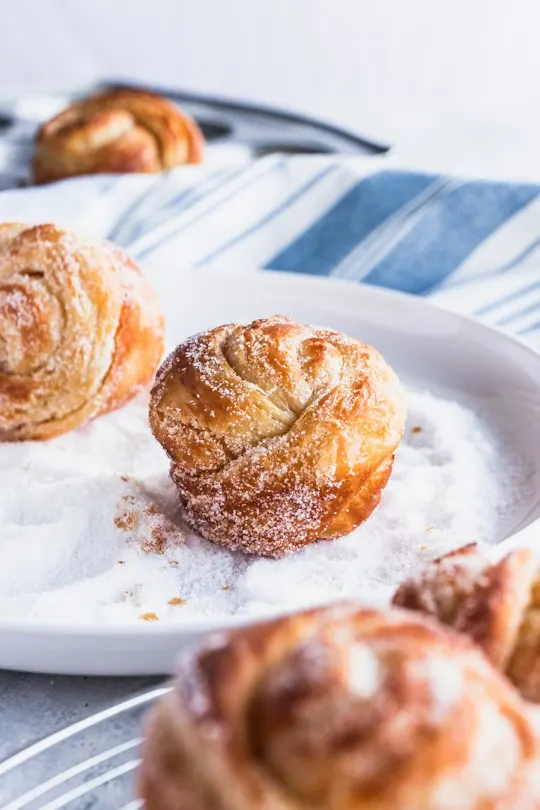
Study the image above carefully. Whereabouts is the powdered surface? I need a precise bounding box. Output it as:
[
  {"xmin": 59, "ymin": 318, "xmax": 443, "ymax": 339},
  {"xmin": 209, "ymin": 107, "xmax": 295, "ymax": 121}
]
[{"xmin": 0, "ymin": 389, "xmax": 532, "ymax": 625}]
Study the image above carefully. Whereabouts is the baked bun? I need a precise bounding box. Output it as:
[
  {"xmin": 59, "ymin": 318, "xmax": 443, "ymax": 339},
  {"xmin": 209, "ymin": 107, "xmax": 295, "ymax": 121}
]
[
  {"xmin": 139, "ymin": 603, "xmax": 540, "ymax": 810},
  {"xmin": 149, "ymin": 315, "xmax": 406, "ymax": 556},
  {"xmin": 0, "ymin": 222, "xmax": 164, "ymax": 440},
  {"xmin": 394, "ymin": 543, "xmax": 540, "ymax": 703},
  {"xmin": 33, "ymin": 89, "xmax": 203, "ymax": 184}
]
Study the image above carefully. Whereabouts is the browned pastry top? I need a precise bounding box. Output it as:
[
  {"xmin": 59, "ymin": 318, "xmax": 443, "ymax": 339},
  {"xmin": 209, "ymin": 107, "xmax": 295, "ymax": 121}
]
[
  {"xmin": 394, "ymin": 543, "xmax": 540, "ymax": 703},
  {"xmin": 149, "ymin": 315, "xmax": 406, "ymax": 556},
  {"xmin": 139, "ymin": 604, "xmax": 540, "ymax": 810},
  {"xmin": 33, "ymin": 89, "xmax": 204, "ymax": 184},
  {"xmin": 0, "ymin": 222, "xmax": 164, "ymax": 440}
]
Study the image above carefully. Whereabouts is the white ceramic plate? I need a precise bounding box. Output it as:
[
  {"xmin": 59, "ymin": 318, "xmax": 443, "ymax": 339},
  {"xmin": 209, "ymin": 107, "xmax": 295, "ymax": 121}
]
[{"xmin": 2, "ymin": 268, "xmax": 540, "ymax": 676}]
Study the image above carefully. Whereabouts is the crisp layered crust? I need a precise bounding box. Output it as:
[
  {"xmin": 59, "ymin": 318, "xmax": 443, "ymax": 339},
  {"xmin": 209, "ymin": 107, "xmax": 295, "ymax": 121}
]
[
  {"xmin": 0, "ymin": 222, "xmax": 164, "ymax": 440},
  {"xmin": 33, "ymin": 89, "xmax": 203, "ymax": 184},
  {"xmin": 149, "ymin": 315, "xmax": 406, "ymax": 556},
  {"xmin": 393, "ymin": 544, "xmax": 540, "ymax": 702},
  {"xmin": 139, "ymin": 604, "xmax": 540, "ymax": 810}
]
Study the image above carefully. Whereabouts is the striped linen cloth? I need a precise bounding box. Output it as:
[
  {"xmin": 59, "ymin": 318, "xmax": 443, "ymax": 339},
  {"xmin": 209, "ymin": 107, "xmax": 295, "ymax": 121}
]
[{"xmin": 1, "ymin": 154, "xmax": 540, "ymax": 345}]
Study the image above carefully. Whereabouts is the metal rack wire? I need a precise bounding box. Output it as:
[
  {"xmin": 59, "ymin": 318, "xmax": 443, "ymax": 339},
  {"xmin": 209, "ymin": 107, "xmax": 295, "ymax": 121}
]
[{"xmin": 0, "ymin": 686, "xmax": 171, "ymax": 810}]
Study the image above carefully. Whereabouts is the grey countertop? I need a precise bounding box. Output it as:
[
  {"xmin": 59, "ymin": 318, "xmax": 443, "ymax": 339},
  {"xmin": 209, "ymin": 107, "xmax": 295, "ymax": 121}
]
[
  {"xmin": 0, "ymin": 671, "xmax": 160, "ymax": 761},
  {"xmin": 0, "ymin": 671, "xmax": 162, "ymax": 761},
  {"xmin": 0, "ymin": 670, "xmax": 165, "ymax": 808}
]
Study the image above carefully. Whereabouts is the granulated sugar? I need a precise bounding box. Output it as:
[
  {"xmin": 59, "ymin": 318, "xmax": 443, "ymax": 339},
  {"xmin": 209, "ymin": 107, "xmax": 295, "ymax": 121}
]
[{"xmin": 0, "ymin": 389, "xmax": 532, "ymax": 625}]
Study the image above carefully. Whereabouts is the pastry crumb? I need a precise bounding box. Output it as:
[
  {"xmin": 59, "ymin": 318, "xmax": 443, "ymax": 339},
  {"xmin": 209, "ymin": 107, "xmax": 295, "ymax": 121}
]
[
  {"xmin": 114, "ymin": 510, "xmax": 138, "ymax": 531},
  {"xmin": 222, "ymin": 585, "xmax": 232, "ymax": 591},
  {"xmin": 140, "ymin": 612, "xmax": 159, "ymax": 621},
  {"xmin": 117, "ymin": 559, "xmax": 125, "ymax": 565},
  {"xmin": 168, "ymin": 597, "xmax": 186, "ymax": 606},
  {"xmin": 412, "ymin": 425, "xmax": 423, "ymax": 434},
  {"xmin": 141, "ymin": 513, "xmax": 185, "ymax": 555}
]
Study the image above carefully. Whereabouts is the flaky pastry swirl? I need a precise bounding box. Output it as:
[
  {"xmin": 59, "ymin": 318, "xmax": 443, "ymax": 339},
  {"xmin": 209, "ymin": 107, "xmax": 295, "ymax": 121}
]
[
  {"xmin": 139, "ymin": 604, "xmax": 540, "ymax": 810},
  {"xmin": 33, "ymin": 89, "xmax": 204, "ymax": 184},
  {"xmin": 0, "ymin": 223, "xmax": 164, "ymax": 440},
  {"xmin": 394, "ymin": 543, "xmax": 540, "ymax": 703},
  {"xmin": 149, "ymin": 315, "xmax": 406, "ymax": 556}
]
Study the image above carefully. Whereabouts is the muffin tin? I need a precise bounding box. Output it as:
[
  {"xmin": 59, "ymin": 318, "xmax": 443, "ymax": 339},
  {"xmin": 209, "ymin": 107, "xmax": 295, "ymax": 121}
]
[{"xmin": 0, "ymin": 80, "xmax": 389, "ymax": 190}]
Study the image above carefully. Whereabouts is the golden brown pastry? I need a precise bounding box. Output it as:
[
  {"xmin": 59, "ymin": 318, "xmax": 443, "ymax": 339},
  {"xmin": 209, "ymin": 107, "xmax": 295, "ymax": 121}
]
[
  {"xmin": 0, "ymin": 222, "xmax": 164, "ymax": 440},
  {"xmin": 139, "ymin": 604, "xmax": 540, "ymax": 810},
  {"xmin": 33, "ymin": 89, "xmax": 204, "ymax": 184},
  {"xmin": 393, "ymin": 543, "xmax": 540, "ymax": 702},
  {"xmin": 149, "ymin": 315, "xmax": 406, "ymax": 557}
]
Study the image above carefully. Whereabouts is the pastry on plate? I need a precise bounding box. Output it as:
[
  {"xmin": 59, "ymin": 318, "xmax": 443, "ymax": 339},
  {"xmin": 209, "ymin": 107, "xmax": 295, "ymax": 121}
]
[
  {"xmin": 0, "ymin": 222, "xmax": 164, "ymax": 440},
  {"xmin": 149, "ymin": 315, "xmax": 406, "ymax": 557},
  {"xmin": 33, "ymin": 89, "xmax": 204, "ymax": 184},
  {"xmin": 139, "ymin": 603, "xmax": 540, "ymax": 810},
  {"xmin": 394, "ymin": 543, "xmax": 540, "ymax": 703}
]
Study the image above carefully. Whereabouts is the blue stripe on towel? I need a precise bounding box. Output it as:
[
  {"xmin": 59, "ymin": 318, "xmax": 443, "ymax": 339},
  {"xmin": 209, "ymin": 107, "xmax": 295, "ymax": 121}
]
[
  {"xmin": 362, "ymin": 181, "xmax": 540, "ymax": 294},
  {"xmin": 265, "ymin": 171, "xmax": 437, "ymax": 276},
  {"xmin": 495, "ymin": 235, "xmax": 540, "ymax": 274},
  {"xmin": 129, "ymin": 168, "xmax": 239, "ymax": 245},
  {"xmin": 133, "ymin": 158, "xmax": 283, "ymax": 260},
  {"xmin": 475, "ymin": 280, "xmax": 540, "ymax": 317},
  {"xmin": 497, "ymin": 297, "xmax": 540, "ymax": 326},
  {"xmin": 519, "ymin": 319, "xmax": 540, "ymax": 334},
  {"xmin": 197, "ymin": 165, "xmax": 336, "ymax": 266},
  {"xmin": 108, "ymin": 175, "xmax": 168, "ymax": 244}
]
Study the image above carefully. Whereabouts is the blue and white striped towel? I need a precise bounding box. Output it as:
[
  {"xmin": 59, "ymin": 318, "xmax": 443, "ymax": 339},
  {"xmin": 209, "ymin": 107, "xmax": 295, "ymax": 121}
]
[{"xmin": 1, "ymin": 154, "xmax": 540, "ymax": 345}]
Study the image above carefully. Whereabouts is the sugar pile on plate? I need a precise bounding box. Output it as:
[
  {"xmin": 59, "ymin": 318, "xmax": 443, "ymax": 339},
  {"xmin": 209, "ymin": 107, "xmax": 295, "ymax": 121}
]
[{"xmin": 0, "ymin": 389, "xmax": 532, "ymax": 625}]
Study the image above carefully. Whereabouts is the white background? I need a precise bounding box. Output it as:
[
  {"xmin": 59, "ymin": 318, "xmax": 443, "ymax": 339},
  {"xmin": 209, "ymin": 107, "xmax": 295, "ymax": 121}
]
[{"xmin": 2, "ymin": 0, "xmax": 540, "ymax": 178}]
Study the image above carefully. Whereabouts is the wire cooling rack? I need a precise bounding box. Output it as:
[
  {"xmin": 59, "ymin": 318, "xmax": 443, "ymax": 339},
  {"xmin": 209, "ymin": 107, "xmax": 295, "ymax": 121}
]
[{"xmin": 0, "ymin": 685, "xmax": 170, "ymax": 810}]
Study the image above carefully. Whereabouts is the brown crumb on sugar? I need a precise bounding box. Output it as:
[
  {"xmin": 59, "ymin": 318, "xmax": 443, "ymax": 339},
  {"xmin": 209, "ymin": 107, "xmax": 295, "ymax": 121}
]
[
  {"xmin": 222, "ymin": 585, "xmax": 232, "ymax": 591},
  {"xmin": 120, "ymin": 474, "xmax": 130, "ymax": 482},
  {"xmin": 114, "ymin": 510, "xmax": 138, "ymax": 531},
  {"xmin": 426, "ymin": 526, "xmax": 435, "ymax": 533},
  {"xmin": 122, "ymin": 494, "xmax": 136, "ymax": 504},
  {"xmin": 117, "ymin": 560, "xmax": 125, "ymax": 565},
  {"xmin": 168, "ymin": 559, "xmax": 179, "ymax": 567},
  {"xmin": 141, "ymin": 510, "xmax": 185, "ymax": 555},
  {"xmin": 141, "ymin": 525, "xmax": 168, "ymax": 554},
  {"xmin": 143, "ymin": 503, "xmax": 159, "ymax": 516},
  {"xmin": 411, "ymin": 426, "xmax": 423, "ymax": 434},
  {"xmin": 140, "ymin": 612, "xmax": 159, "ymax": 621},
  {"xmin": 168, "ymin": 597, "xmax": 186, "ymax": 606}
]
